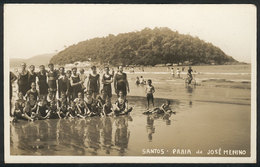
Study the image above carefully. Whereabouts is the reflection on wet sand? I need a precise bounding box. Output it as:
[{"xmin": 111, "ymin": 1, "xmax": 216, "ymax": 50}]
[
  {"xmin": 11, "ymin": 115, "xmax": 132, "ymax": 156},
  {"xmin": 146, "ymin": 113, "xmax": 172, "ymax": 142}
]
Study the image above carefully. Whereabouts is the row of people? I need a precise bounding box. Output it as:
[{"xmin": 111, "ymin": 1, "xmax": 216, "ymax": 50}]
[
  {"xmin": 10, "ymin": 63, "xmax": 130, "ymax": 102},
  {"xmin": 13, "ymin": 89, "xmax": 133, "ymax": 121}
]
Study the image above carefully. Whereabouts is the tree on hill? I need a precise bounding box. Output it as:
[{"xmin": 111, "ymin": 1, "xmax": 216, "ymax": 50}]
[{"xmin": 50, "ymin": 27, "xmax": 237, "ymax": 66}]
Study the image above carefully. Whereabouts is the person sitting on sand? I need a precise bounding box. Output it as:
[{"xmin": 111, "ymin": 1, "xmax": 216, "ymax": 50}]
[
  {"xmin": 97, "ymin": 89, "xmax": 106, "ymax": 109},
  {"xmin": 114, "ymin": 91, "xmax": 133, "ymax": 116},
  {"xmin": 45, "ymin": 99, "xmax": 59, "ymax": 119},
  {"xmin": 74, "ymin": 92, "xmax": 88, "ymax": 118},
  {"xmin": 67, "ymin": 101, "xmax": 78, "ymax": 118},
  {"xmin": 101, "ymin": 98, "xmax": 114, "ymax": 117},
  {"xmin": 57, "ymin": 92, "xmax": 69, "ymax": 118},
  {"xmin": 13, "ymin": 92, "xmax": 26, "ymax": 120},
  {"xmin": 47, "ymin": 88, "xmax": 56, "ymax": 103},
  {"xmin": 145, "ymin": 79, "xmax": 155, "ymax": 110},
  {"xmin": 154, "ymin": 100, "xmax": 174, "ymax": 114},
  {"xmin": 143, "ymin": 100, "xmax": 174, "ymax": 115},
  {"xmin": 140, "ymin": 76, "xmax": 146, "ymax": 84},
  {"xmin": 25, "ymin": 82, "xmax": 39, "ymax": 101},
  {"xmin": 36, "ymin": 95, "xmax": 49, "ymax": 120},
  {"xmin": 85, "ymin": 91, "xmax": 99, "ymax": 116},
  {"xmin": 136, "ymin": 77, "xmax": 140, "ymax": 85},
  {"xmin": 23, "ymin": 94, "xmax": 38, "ymax": 121}
]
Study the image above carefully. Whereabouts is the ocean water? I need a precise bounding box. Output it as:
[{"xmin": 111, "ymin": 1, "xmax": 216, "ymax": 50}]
[{"xmin": 10, "ymin": 65, "xmax": 251, "ymax": 156}]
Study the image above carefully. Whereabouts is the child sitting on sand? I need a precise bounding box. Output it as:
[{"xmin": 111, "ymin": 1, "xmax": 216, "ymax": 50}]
[
  {"xmin": 74, "ymin": 92, "xmax": 88, "ymax": 118},
  {"xmin": 57, "ymin": 92, "xmax": 69, "ymax": 118},
  {"xmin": 36, "ymin": 95, "xmax": 49, "ymax": 120},
  {"xmin": 67, "ymin": 101, "xmax": 78, "ymax": 118},
  {"xmin": 101, "ymin": 98, "xmax": 114, "ymax": 116},
  {"xmin": 45, "ymin": 99, "xmax": 59, "ymax": 119},
  {"xmin": 13, "ymin": 92, "xmax": 26, "ymax": 120},
  {"xmin": 114, "ymin": 91, "xmax": 133, "ymax": 116},
  {"xmin": 145, "ymin": 79, "xmax": 155, "ymax": 110},
  {"xmin": 23, "ymin": 94, "xmax": 38, "ymax": 121},
  {"xmin": 85, "ymin": 91, "xmax": 99, "ymax": 116}
]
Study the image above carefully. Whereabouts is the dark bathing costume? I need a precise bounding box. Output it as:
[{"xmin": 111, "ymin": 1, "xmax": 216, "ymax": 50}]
[
  {"xmin": 115, "ymin": 72, "xmax": 127, "ymax": 96},
  {"xmin": 18, "ymin": 71, "xmax": 29, "ymax": 96},
  {"xmin": 47, "ymin": 70, "xmax": 58, "ymax": 92},
  {"xmin": 28, "ymin": 71, "xmax": 37, "ymax": 88},
  {"xmin": 58, "ymin": 74, "xmax": 69, "ymax": 98},
  {"xmin": 26, "ymin": 89, "xmax": 39, "ymax": 100},
  {"xmin": 89, "ymin": 74, "xmax": 100, "ymax": 93},
  {"xmin": 71, "ymin": 74, "xmax": 82, "ymax": 100},
  {"xmin": 37, "ymin": 71, "xmax": 48, "ymax": 95},
  {"xmin": 102, "ymin": 74, "xmax": 113, "ymax": 98}
]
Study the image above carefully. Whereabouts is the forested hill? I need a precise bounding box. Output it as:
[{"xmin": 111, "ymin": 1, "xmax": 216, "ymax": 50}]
[{"xmin": 50, "ymin": 27, "xmax": 237, "ymax": 66}]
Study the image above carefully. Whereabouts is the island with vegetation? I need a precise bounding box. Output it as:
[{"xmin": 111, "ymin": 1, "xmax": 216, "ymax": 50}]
[{"xmin": 50, "ymin": 27, "xmax": 237, "ymax": 66}]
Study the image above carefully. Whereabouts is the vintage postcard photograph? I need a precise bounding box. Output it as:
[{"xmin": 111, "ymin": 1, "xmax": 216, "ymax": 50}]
[{"xmin": 4, "ymin": 4, "xmax": 256, "ymax": 163}]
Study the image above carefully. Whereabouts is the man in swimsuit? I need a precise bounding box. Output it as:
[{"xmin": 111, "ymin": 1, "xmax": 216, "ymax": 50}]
[
  {"xmin": 28, "ymin": 65, "xmax": 37, "ymax": 88},
  {"xmin": 58, "ymin": 67, "xmax": 68, "ymax": 98},
  {"xmin": 102, "ymin": 66, "xmax": 113, "ymax": 101},
  {"xmin": 70, "ymin": 67, "xmax": 83, "ymax": 100},
  {"xmin": 47, "ymin": 63, "xmax": 58, "ymax": 96},
  {"xmin": 37, "ymin": 65, "xmax": 49, "ymax": 96},
  {"xmin": 17, "ymin": 63, "xmax": 29, "ymax": 96},
  {"xmin": 114, "ymin": 65, "xmax": 130, "ymax": 97},
  {"xmin": 87, "ymin": 66, "xmax": 100, "ymax": 99},
  {"xmin": 10, "ymin": 71, "xmax": 17, "ymax": 115}
]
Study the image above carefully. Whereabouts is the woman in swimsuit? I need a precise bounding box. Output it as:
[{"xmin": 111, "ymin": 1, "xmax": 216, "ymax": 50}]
[
  {"xmin": 37, "ymin": 65, "xmax": 48, "ymax": 96},
  {"xmin": 28, "ymin": 65, "xmax": 37, "ymax": 88},
  {"xmin": 70, "ymin": 67, "xmax": 83, "ymax": 100},
  {"xmin": 114, "ymin": 65, "xmax": 130, "ymax": 97},
  {"xmin": 87, "ymin": 66, "xmax": 100, "ymax": 99},
  {"xmin": 102, "ymin": 67, "xmax": 113, "ymax": 101},
  {"xmin": 17, "ymin": 63, "xmax": 29, "ymax": 96},
  {"xmin": 47, "ymin": 63, "xmax": 58, "ymax": 96}
]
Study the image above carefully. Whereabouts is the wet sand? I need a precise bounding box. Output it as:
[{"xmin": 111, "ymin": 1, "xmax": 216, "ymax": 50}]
[{"xmin": 10, "ymin": 65, "xmax": 251, "ymax": 156}]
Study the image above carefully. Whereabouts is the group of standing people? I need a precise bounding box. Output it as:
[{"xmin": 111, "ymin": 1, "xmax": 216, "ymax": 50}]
[{"xmin": 10, "ymin": 63, "xmax": 132, "ymax": 121}]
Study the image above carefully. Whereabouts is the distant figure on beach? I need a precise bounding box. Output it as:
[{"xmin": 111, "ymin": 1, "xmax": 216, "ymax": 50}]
[
  {"xmin": 114, "ymin": 65, "xmax": 130, "ymax": 97},
  {"xmin": 87, "ymin": 66, "xmax": 100, "ymax": 99},
  {"xmin": 171, "ymin": 67, "xmax": 175, "ymax": 77},
  {"xmin": 140, "ymin": 76, "xmax": 146, "ymax": 85},
  {"xmin": 176, "ymin": 67, "xmax": 181, "ymax": 78},
  {"xmin": 102, "ymin": 66, "xmax": 113, "ymax": 101},
  {"xmin": 47, "ymin": 63, "xmax": 58, "ymax": 96},
  {"xmin": 145, "ymin": 79, "xmax": 155, "ymax": 109},
  {"xmin": 182, "ymin": 67, "xmax": 185, "ymax": 72},
  {"xmin": 187, "ymin": 66, "xmax": 193, "ymax": 84},
  {"xmin": 136, "ymin": 77, "xmax": 140, "ymax": 85},
  {"xmin": 17, "ymin": 63, "xmax": 29, "ymax": 96},
  {"xmin": 130, "ymin": 67, "xmax": 135, "ymax": 73},
  {"xmin": 37, "ymin": 65, "xmax": 48, "ymax": 96}
]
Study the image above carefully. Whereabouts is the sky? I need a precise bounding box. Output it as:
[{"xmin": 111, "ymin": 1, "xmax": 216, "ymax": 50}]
[{"xmin": 4, "ymin": 4, "xmax": 256, "ymax": 63}]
